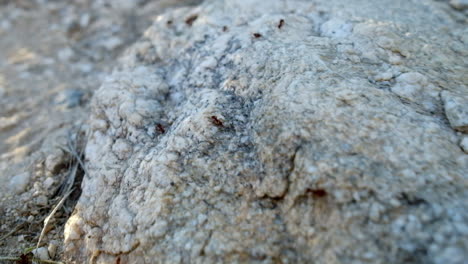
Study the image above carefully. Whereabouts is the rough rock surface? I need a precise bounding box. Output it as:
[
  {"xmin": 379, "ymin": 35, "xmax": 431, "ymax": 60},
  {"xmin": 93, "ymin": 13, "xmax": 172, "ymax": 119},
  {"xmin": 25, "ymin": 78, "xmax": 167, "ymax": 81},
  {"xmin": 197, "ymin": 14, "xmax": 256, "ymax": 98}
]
[{"xmin": 62, "ymin": 0, "xmax": 468, "ymax": 263}]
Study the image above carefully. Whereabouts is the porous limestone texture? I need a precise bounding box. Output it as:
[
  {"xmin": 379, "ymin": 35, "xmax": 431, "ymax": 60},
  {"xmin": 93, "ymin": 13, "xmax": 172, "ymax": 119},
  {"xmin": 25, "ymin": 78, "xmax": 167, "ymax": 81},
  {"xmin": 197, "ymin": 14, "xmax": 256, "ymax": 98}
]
[{"xmin": 65, "ymin": 0, "xmax": 468, "ymax": 263}]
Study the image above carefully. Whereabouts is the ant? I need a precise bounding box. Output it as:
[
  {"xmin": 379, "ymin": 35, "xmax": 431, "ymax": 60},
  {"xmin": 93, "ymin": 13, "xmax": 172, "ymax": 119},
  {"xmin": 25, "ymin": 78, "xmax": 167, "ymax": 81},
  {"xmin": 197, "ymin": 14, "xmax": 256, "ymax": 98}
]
[
  {"xmin": 185, "ymin": 14, "xmax": 198, "ymax": 26},
  {"xmin": 222, "ymin": 26, "xmax": 228, "ymax": 32},
  {"xmin": 306, "ymin": 188, "xmax": 327, "ymax": 198},
  {"xmin": 278, "ymin": 19, "xmax": 285, "ymax": 29},
  {"xmin": 156, "ymin": 123, "xmax": 165, "ymax": 134},
  {"xmin": 210, "ymin": 116, "xmax": 224, "ymax": 127},
  {"xmin": 253, "ymin": 33, "xmax": 262, "ymax": 38}
]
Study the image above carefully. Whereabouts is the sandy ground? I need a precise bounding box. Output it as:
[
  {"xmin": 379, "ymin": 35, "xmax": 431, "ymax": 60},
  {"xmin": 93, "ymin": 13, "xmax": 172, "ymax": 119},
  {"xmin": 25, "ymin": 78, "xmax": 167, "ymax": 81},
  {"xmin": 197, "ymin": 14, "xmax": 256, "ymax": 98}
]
[{"xmin": 0, "ymin": 0, "xmax": 200, "ymax": 262}]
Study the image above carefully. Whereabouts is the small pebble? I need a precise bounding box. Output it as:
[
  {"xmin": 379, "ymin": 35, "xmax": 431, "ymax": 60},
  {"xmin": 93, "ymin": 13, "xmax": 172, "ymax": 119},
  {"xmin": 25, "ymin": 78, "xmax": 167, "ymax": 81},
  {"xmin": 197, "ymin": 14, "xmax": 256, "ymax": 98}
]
[
  {"xmin": 8, "ymin": 172, "xmax": 30, "ymax": 194},
  {"xmin": 391, "ymin": 72, "xmax": 427, "ymax": 100},
  {"xmin": 460, "ymin": 136, "xmax": 468, "ymax": 154},
  {"xmin": 27, "ymin": 215, "xmax": 34, "ymax": 222},
  {"xmin": 32, "ymin": 247, "xmax": 50, "ymax": 260},
  {"xmin": 101, "ymin": 36, "xmax": 123, "ymax": 50},
  {"xmin": 36, "ymin": 195, "xmax": 48, "ymax": 207},
  {"xmin": 44, "ymin": 177, "xmax": 55, "ymax": 189},
  {"xmin": 58, "ymin": 47, "xmax": 74, "ymax": 61},
  {"xmin": 441, "ymin": 91, "xmax": 468, "ymax": 133},
  {"xmin": 48, "ymin": 241, "xmax": 59, "ymax": 258},
  {"xmin": 80, "ymin": 13, "xmax": 91, "ymax": 28},
  {"xmin": 54, "ymin": 89, "xmax": 84, "ymax": 108},
  {"xmin": 45, "ymin": 149, "xmax": 66, "ymax": 174},
  {"xmin": 75, "ymin": 62, "xmax": 93, "ymax": 73}
]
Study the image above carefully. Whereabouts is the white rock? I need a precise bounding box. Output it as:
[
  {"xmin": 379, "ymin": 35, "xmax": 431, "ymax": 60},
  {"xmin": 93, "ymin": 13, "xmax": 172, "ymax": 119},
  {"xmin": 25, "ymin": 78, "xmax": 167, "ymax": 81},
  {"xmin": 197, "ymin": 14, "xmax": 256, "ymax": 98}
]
[
  {"xmin": 43, "ymin": 177, "xmax": 55, "ymax": 189},
  {"xmin": 442, "ymin": 91, "xmax": 468, "ymax": 133},
  {"xmin": 64, "ymin": 0, "xmax": 468, "ymax": 263},
  {"xmin": 65, "ymin": 215, "xmax": 83, "ymax": 241},
  {"xmin": 45, "ymin": 149, "xmax": 67, "ymax": 174},
  {"xmin": 75, "ymin": 63, "xmax": 94, "ymax": 73},
  {"xmin": 80, "ymin": 13, "xmax": 91, "ymax": 28},
  {"xmin": 100, "ymin": 36, "xmax": 123, "ymax": 51},
  {"xmin": 36, "ymin": 195, "xmax": 48, "ymax": 207},
  {"xmin": 32, "ymin": 247, "xmax": 50, "ymax": 260},
  {"xmin": 48, "ymin": 241, "xmax": 59, "ymax": 259},
  {"xmin": 391, "ymin": 72, "xmax": 427, "ymax": 100},
  {"xmin": 460, "ymin": 137, "xmax": 468, "ymax": 154},
  {"xmin": 374, "ymin": 70, "xmax": 393, "ymax": 81},
  {"xmin": 58, "ymin": 47, "xmax": 74, "ymax": 61},
  {"xmin": 8, "ymin": 172, "xmax": 30, "ymax": 194}
]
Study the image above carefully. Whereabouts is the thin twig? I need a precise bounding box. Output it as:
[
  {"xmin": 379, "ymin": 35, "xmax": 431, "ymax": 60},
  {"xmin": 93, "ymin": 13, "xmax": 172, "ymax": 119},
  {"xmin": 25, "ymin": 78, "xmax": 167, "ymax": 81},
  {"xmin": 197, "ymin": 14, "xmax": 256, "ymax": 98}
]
[{"xmin": 36, "ymin": 188, "xmax": 74, "ymax": 249}]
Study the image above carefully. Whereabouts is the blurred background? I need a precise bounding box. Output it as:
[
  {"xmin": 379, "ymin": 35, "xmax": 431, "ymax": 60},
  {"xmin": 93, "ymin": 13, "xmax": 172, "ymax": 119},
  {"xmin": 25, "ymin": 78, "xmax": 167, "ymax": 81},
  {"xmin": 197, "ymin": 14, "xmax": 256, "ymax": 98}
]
[{"xmin": 0, "ymin": 0, "xmax": 201, "ymax": 260}]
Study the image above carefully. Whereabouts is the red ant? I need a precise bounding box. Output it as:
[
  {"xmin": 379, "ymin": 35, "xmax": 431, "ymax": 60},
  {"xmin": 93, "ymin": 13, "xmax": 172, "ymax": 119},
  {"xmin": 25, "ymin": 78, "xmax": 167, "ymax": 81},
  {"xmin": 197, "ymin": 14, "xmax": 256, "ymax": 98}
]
[
  {"xmin": 306, "ymin": 189, "xmax": 327, "ymax": 198},
  {"xmin": 185, "ymin": 14, "xmax": 198, "ymax": 26},
  {"xmin": 210, "ymin": 116, "xmax": 224, "ymax": 127}
]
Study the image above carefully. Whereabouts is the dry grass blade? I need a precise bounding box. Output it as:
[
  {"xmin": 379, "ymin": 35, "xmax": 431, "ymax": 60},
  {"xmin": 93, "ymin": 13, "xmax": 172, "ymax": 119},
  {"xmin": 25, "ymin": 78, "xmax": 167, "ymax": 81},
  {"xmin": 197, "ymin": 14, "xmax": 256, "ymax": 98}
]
[
  {"xmin": 56, "ymin": 130, "xmax": 88, "ymax": 197},
  {"xmin": 65, "ymin": 131, "xmax": 87, "ymax": 175},
  {"xmin": 0, "ymin": 256, "xmax": 19, "ymax": 261},
  {"xmin": 56, "ymin": 162, "xmax": 78, "ymax": 197},
  {"xmin": 36, "ymin": 188, "xmax": 74, "ymax": 249},
  {"xmin": 33, "ymin": 129, "xmax": 88, "ymax": 258}
]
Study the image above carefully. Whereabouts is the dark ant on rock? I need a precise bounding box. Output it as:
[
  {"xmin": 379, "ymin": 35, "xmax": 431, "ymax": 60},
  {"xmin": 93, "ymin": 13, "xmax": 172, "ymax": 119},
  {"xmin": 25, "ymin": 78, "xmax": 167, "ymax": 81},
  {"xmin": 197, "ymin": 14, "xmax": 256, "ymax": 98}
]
[
  {"xmin": 185, "ymin": 14, "xmax": 198, "ymax": 26},
  {"xmin": 210, "ymin": 116, "xmax": 224, "ymax": 127},
  {"xmin": 307, "ymin": 188, "xmax": 327, "ymax": 198},
  {"xmin": 253, "ymin": 33, "xmax": 262, "ymax": 38},
  {"xmin": 156, "ymin": 123, "xmax": 165, "ymax": 134},
  {"xmin": 278, "ymin": 19, "xmax": 285, "ymax": 29},
  {"xmin": 222, "ymin": 26, "xmax": 228, "ymax": 32}
]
